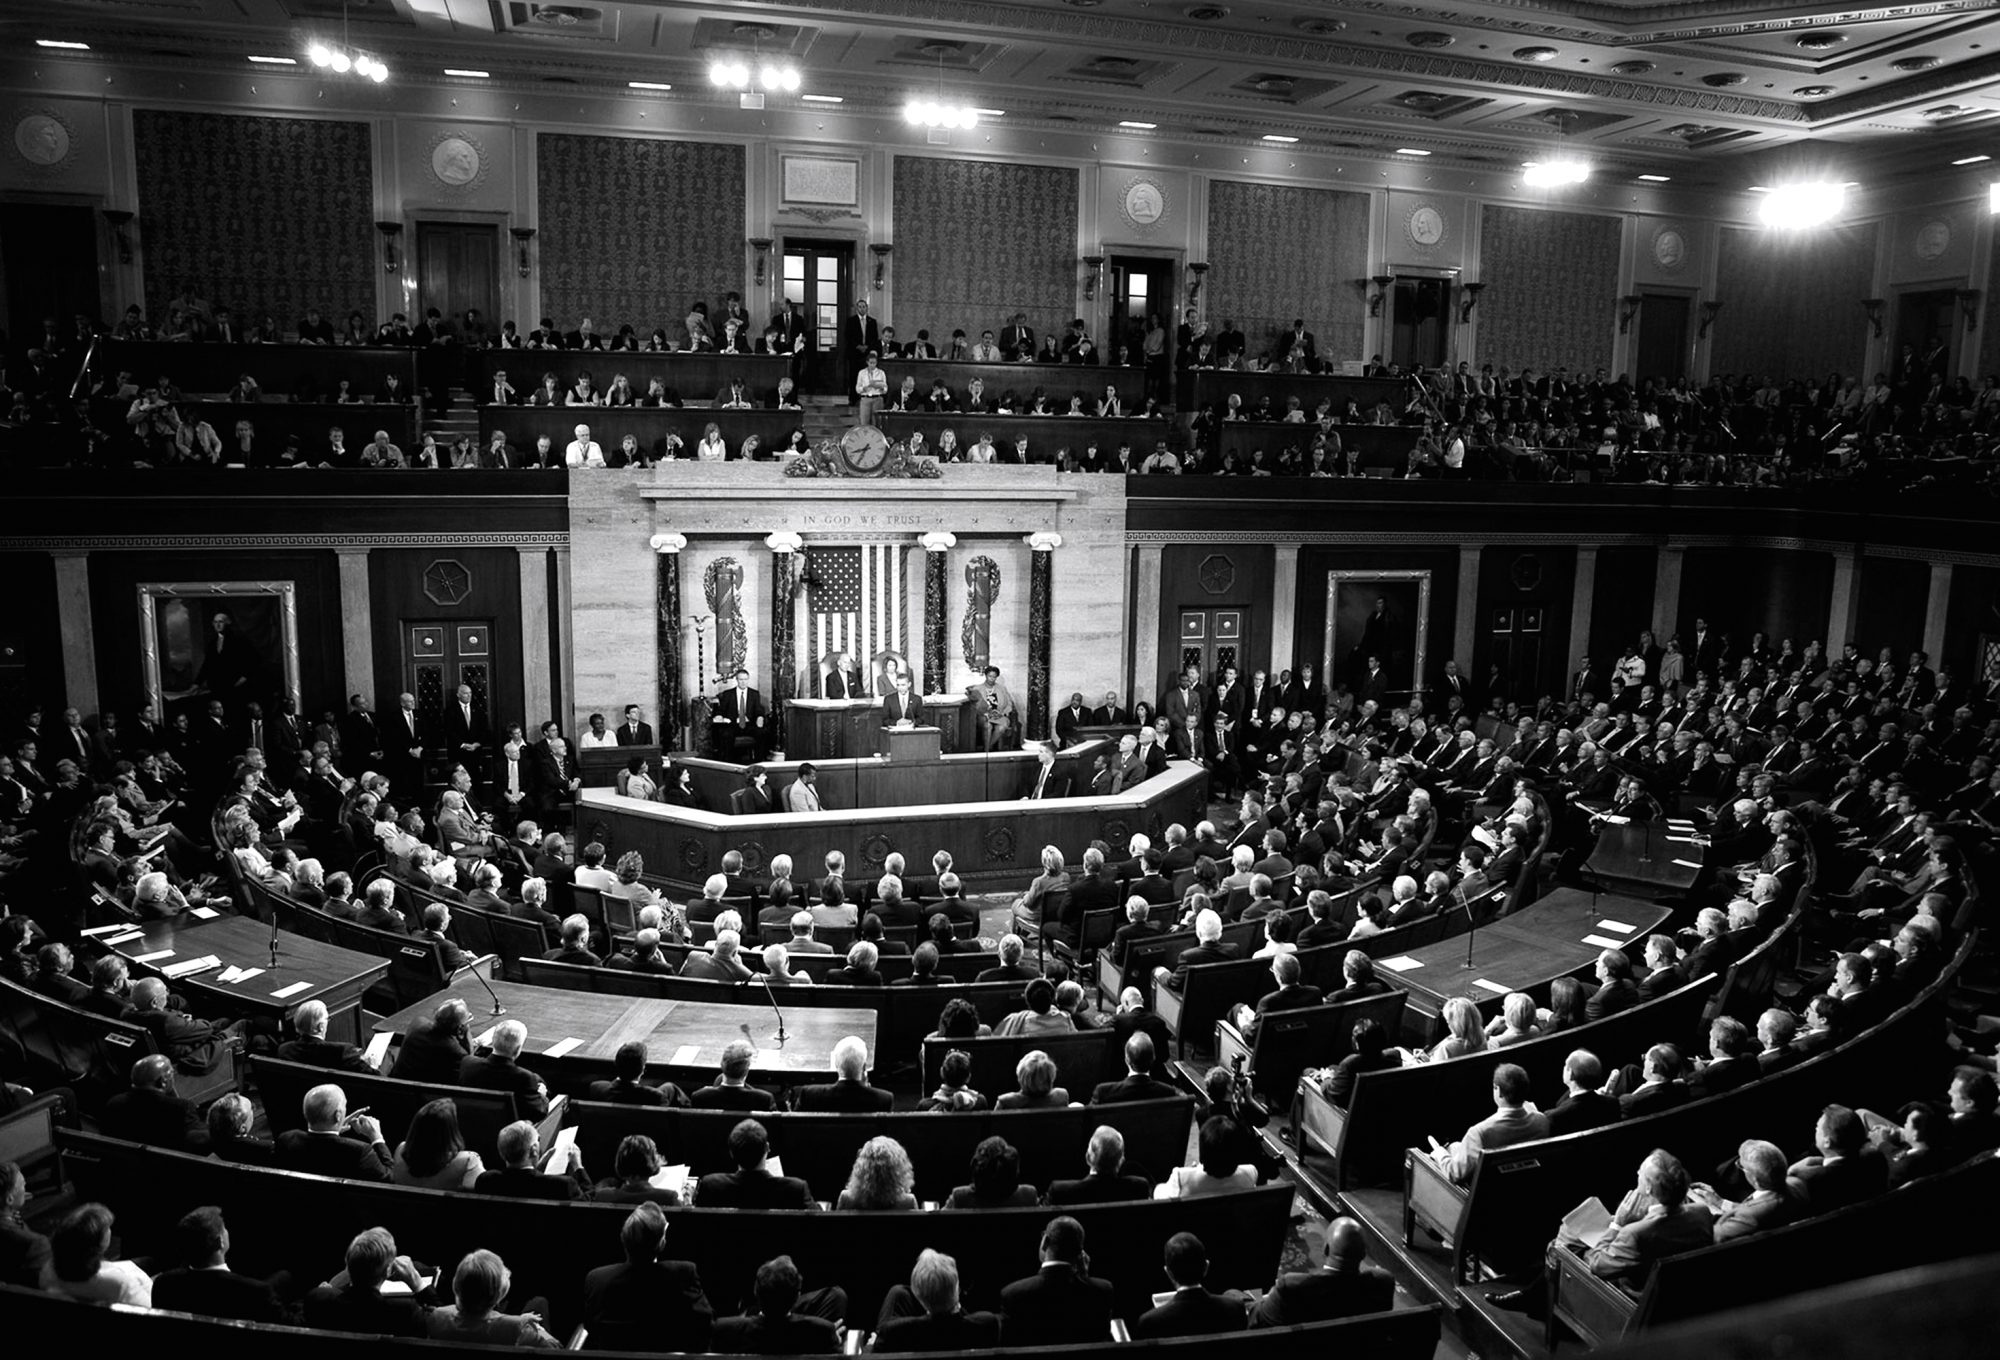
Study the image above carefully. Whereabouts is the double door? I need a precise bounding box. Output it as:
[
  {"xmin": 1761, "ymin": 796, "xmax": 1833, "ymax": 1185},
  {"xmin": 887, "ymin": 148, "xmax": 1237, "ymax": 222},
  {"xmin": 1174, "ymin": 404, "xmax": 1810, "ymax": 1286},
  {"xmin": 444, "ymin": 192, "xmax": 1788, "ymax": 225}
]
[
  {"xmin": 781, "ymin": 239, "xmax": 854, "ymax": 393},
  {"xmin": 404, "ymin": 618, "xmax": 494, "ymax": 768},
  {"xmin": 1176, "ymin": 607, "xmax": 1243, "ymax": 689}
]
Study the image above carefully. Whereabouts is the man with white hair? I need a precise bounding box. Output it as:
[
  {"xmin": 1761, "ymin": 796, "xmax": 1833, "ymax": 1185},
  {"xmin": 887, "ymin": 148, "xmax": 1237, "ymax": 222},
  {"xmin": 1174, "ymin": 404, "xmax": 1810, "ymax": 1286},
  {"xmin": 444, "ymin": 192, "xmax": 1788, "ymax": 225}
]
[
  {"xmin": 689, "ymin": 873, "xmax": 730, "ymax": 925},
  {"xmin": 1219, "ymin": 844, "xmax": 1257, "ymax": 894},
  {"xmin": 975, "ymin": 933, "xmax": 1040, "ymax": 984},
  {"xmin": 458, "ymin": 1018, "xmax": 551, "ymax": 1118},
  {"xmin": 475, "ymin": 1119, "xmax": 593, "ymax": 1200},
  {"xmin": 1157, "ymin": 908, "xmax": 1238, "ymax": 994},
  {"xmin": 512, "ymin": 875, "xmax": 562, "ymax": 930},
  {"xmin": 1110, "ymin": 832, "xmax": 1152, "ymax": 882},
  {"xmin": 796, "ymin": 1036, "xmax": 893, "ymax": 1111},
  {"xmin": 278, "ymin": 999, "xmax": 376, "ymax": 1072},
  {"xmin": 565, "ymin": 422, "xmax": 605, "ymax": 467},
  {"xmin": 762, "ymin": 943, "xmax": 812, "ymax": 986},
  {"xmin": 786, "ymin": 911, "xmax": 833, "ymax": 954},
  {"xmin": 272, "ymin": 1083, "xmax": 392, "ymax": 1181},
  {"xmin": 129, "ymin": 977, "xmax": 241, "ymax": 1076},
  {"xmin": 680, "ymin": 928, "xmax": 752, "ymax": 982},
  {"xmin": 1680, "ymin": 906, "xmax": 1744, "ymax": 981},
  {"xmin": 1191, "ymin": 819, "xmax": 1230, "ymax": 862},
  {"xmin": 873, "ymin": 1248, "xmax": 1002, "ymax": 1351}
]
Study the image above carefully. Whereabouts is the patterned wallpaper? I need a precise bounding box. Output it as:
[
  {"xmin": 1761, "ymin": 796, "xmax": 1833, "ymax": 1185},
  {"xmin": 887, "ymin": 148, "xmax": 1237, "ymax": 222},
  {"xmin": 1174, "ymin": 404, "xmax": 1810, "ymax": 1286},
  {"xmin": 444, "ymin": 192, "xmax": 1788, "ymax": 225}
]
[
  {"xmin": 133, "ymin": 111, "xmax": 375, "ymax": 328},
  {"xmin": 892, "ymin": 156, "xmax": 1078, "ymax": 346},
  {"xmin": 537, "ymin": 134, "xmax": 745, "ymax": 334},
  {"xmin": 1712, "ymin": 222, "xmax": 1877, "ymax": 381},
  {"xmin": 1205, "ymin": 180, "xmax": 1368, "ymax": 365},
  {"xmin": 1475, "ymin": 204, "xmax": 1620, "ymax": 375}
]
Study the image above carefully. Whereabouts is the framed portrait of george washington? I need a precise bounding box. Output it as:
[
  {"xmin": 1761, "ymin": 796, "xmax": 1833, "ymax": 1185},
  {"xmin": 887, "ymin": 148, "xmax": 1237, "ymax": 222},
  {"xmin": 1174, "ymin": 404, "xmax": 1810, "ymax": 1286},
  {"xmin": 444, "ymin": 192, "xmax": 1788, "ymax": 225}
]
[{"xmin": 139, "ymin": 580, "xmax": 300, "ymax": 723}]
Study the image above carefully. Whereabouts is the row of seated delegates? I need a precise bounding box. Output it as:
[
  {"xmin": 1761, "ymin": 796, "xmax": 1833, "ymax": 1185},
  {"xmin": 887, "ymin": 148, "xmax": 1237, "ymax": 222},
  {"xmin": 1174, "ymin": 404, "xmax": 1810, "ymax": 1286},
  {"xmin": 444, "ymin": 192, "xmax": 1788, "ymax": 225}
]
[
  {"xmin": 488, "ymin": 369, "xmax": 802, "ymax": 411},
  {"xmin": 18, "ymin": 1178, "xmax": 1404, "ymax": 1352}
]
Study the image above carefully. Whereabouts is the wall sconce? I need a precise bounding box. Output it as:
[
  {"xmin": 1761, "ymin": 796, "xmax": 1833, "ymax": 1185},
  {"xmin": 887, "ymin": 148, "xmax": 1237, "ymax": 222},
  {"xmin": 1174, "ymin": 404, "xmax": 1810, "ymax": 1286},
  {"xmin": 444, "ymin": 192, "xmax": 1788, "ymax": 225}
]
[
  {"xmin": 511, "ymin": 227, "xmax": 537, "ymax": 278},
  {"xmin": 1959, "ymin": 289, "xmax": 1982, "ymax": 333},
  {"xmin": 1859, "ymin": 297, "xmax": 1885, "ymax": 338},
  {"xmin": 1368, "ymin": 274, "xmax": 1396, "ymax": 318},
  {"xmin": 869, "ymin": 243, "xmax": 892, "ymax": 290},
  {"xmin": 1618, "ymin": 294, "xmax": 1644, "ymax": 335},
  {"xmin": 1081, "ymin": 254, "xmax": 1105, "ymax": 301},
  {"xmin": 376, "ymin": 220, "xmax": 403, "ymax": 275},
  {"xmin": 101, "ymin": 208, "xmax": 135, "ymax": 264},
  {"xmin": 749, "ymin": 237, "xmax": 774, "ymax": 287},
  {"xmin": 1457, "ymin": 281, "xmax": 1485, "ymax": 324},
  {"xmin": 1697, "ymin": 299, "xmax": 1722, "ymax": 339},
  {"xmin": 1187, "ymin": 261, "xmax": 1208, "ymax": 308}
]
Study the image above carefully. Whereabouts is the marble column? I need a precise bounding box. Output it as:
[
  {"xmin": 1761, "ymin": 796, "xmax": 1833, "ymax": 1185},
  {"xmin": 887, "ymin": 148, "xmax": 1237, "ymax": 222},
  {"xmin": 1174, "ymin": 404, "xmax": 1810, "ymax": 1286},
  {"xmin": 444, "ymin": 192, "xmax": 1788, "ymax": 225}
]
[
  {"xmin": 1571, "ymin": 545, "xmax": 1599, "ymax": 669},
  {"xmin": 1271, "ymin": 544, "xmax": 1300, "ymax": 673},
  {"xmin": 1923, "ymin": 563, "xmax": 1952, "ymax": 669},
  {"xmin": 50, "ymin": 551, "xmax": 99, "ymax": 716},
  {"xmin": 650, "ymin": 533, "xmax": 687, "ymax": 748},
  {"xmin": 1132, "ymin": 544, "xmax": 1163, "ymax": 707},
  {"xmin": 517, "ymin": 548, "xmax": 553, "ymax": 738},
  {"xmin": 1454, "ymin": 545, "xmax": 1482, "ymax": 671},
  {"xmin": 1826, "ymin": 549, "xmax": 1860, "ymax": 659},
  {"xmin": 554, "ymin": 546, "xmax": 574, "ymax": 731},
  {"xmin": 333, "ymin": 548, "xmax": 374, "ymax": 702},
  {"xmin": 920, "ymin": 532, "xmax": 956, "ymax": 692},
  {"xmin": 765, "ymin": 532, "xmax": 803, "ymax": 708},
  {"xmin": 1652, "ymin": 545, "xmax": 1684, "ymax": 640},
  {"xmin": 1025, "ymin": 532, "xmax": 1063, "ymax": 742}
]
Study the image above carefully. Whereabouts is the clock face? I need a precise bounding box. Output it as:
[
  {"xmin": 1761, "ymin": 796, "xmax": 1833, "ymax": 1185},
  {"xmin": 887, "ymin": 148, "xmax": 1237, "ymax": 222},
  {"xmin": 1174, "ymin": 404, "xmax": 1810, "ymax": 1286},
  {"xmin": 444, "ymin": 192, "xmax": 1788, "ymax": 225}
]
[
  {"xmin": 839, "ymin": 424, "xmax": 891, "ymax": 475},
  {"xmin": 1409, "ymin": 205, "xmax": 1445, "ymax": 248},
  {"xmin": 1124, "ymin": 180, "xmax": 1165, "ymax": 226}
]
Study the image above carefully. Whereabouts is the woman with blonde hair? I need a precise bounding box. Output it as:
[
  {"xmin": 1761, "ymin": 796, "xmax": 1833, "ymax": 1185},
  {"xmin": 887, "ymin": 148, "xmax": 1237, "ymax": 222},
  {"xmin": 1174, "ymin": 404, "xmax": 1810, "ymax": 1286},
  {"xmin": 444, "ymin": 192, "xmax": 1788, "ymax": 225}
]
[
  {"xmin": 427, "ymin": 1248, "xmax": 559, "ymax": 1346},
  {"xmin": 996, "ymin": 1049, "xmax": 1070, "ymax": 1110},
  {"xmin": 1427, "ymin": 996, "xmax": 1489, "ymax": 1063},
  {"xmin": 835, "ymin": 1136, "xmax": 917, "ymax": 1210}
]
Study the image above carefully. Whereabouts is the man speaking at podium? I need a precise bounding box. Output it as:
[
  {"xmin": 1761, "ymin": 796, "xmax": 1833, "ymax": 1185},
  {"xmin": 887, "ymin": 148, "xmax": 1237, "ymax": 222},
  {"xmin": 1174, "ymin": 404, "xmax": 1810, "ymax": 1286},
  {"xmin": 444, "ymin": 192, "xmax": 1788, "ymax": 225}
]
[{"xmin": 881, "ymin": 672, "xmax": 924, "ymax": 729}]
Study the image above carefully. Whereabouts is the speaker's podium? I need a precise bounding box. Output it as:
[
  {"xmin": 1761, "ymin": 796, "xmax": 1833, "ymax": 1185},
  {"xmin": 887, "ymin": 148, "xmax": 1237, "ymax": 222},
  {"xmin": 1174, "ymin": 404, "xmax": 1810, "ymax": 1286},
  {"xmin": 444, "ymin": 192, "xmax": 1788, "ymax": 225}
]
[{"xmin": 882, "ymin": 724, "xmax": 941, "ymax": 763}]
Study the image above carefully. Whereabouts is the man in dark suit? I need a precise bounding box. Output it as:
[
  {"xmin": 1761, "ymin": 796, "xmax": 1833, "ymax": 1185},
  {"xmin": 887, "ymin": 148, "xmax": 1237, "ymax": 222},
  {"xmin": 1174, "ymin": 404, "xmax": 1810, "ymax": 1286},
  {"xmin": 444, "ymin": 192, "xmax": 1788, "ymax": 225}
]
[
  {"xmin": 1021, "ymin": 743, "xmax": 1068, "ymax": 799},
  {"xmin": 388, "ymin": 998, "xmax": 471, "ymax": 1084},
  {"xmin": 303, "ymin": 1228, "xmax": 433, "ymax": 1337},
  {"xmin": 873, "ymin": 1249, "xmax": 1003, "ymax": 1352},
  {"xmin": 586, "ymin": 1040, "xmax": 688, "ymax": 1106},
  {"xmin": 1158, "ymin": 908, "xmax": 1237, "ymax": 995},
  {"xmin": 821, "ymin": 650, "xmax": 865, "ymax": 699},
  {"xmin": 1055, "ymin": 692, "xmax": 1092, "ymax": 746},
  {"xmin": 1107, "ymin": 897, "xmax": 1162, "ymax": 969},
  {"xmin": 473, "ymin": 1119, "xmax": 594, "ymax": 1200},
  {"xmin": 1687, "ymin": 1016, "xmax": 1760, "ymax": 1100},
  {"xmin": 0, "ymin": 1162, "xmax": 50, "ymax": 1289},
  {"xmin": 709, "ymin": 1255, "xmax": 845, "ymax": 1354},
  {"xmin": 999, "ymin": 311, "xmax": 1035, "ymax": 363},
  {"xmin": 1233, "ymin": 952, "xmax": 1323, "ymax": 1043},
  {"xmin": 613, "ymin": 704, "xmax": 655, "ymax": 747},
  {"xmin": 458, "ymin": 1019, "xmax": 552, "ymax": 1119},
  {"xmin": 975, "ymin": 934, "xmax": 1042, "ymax": 984},
  {"xmin": 1135, "ymin": 1233, "xmax": 1247, "ymax": 1339},
  {"xmin": 998, "ymin": 1216, "xmax": 1115, "ymax": 1348},
  {"xmin": 796, "ymin": 1036, "xmax": 894, "ymax": 1110},
  {"xmin": 385, "ymin": 692, "xmax": 427, "ymax": 795},
  {"xmin": 1584, "ymin": 949, "xmax": 1642, "ymax": 1021},
  {"xmin": 1089, "ymin": 1033, "xmax": 1179, "ymax": 1104},
  {"xmin": 1544, "ymin": 1051, "xmax": 1621, "ymax": 1136},
  {"xmin": 1785, "ymin": 1105, "xmax": 1888, "ymax": 1215},
  {"xmin": 772, "ymin": 300, "xmax": 814, "ymax": 387},
  {"xmin": 694, "ymin": 1118, "xmax": 816, "ymax": 1209},
  {"xmin": 527, "ymin": 734, "xmax": 581, "ymax": 823},
  {"xmin": 150, "ymin": 1206, "xmax": 285, "ymax": 1323},
  {"xmin": 1046, "ymin": 1125, "xmax": 1155, "ymax": 1205},
  {"xmin": 583, "ymin": 1202, "xmax": 712, "ymax": 1352},
  {"xmin": 441, "ymin": 682, "xmax": 489, "ymax": 763},
  {"xmin": 712, "ymin": 668, "xmax": 770, "ymax": 761},
  {"xmin": 272, "ymin": 1083, "xmax": 393, "ymax": 1181},
  {"xmin": 1109, "ymin": 987, "xmax": 1174, "ymax": 1076},
  {"xmin": 1692, "ymin": 1140, "xmax": 1804, "ymax": 1242},
  {"xmin": 102, "ymin": 1055, "xmax": 210, "ymax": 1152},
  {"xmin": 1251, "ymin": 1216, "xmax": 1394, "ymax": 1328},
  {"xmin": 277, "ymin": 999, "xmax": 376, "ymax": 1074},
  {"xmin": 689, "ymin": 1042, "xmax": 779, "ymax": 1112}
]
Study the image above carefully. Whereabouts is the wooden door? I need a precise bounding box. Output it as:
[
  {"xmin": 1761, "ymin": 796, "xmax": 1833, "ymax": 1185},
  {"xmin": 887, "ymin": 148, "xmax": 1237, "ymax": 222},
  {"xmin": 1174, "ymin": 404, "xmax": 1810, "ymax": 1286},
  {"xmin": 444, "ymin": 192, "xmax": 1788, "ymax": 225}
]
[
  {"xmin": 1635, "ymin": 293, "xmax": 1691, "ymax": 383},
  {"xmin": 781, "ymin": 239, "xmax": 852, "ymax": 393},
  {"xmin": 404, "ymin": 619, "xmax": 495, "ymax": 734},
  {"xmin": 416, "ymin": 223, "xmax": 499, "ymax": 329},
  {"xmin": 1390, "ymin": 277, "xmax": 1450, "ymax": 371},
  {"xmin": 0, "ymin": 203, "xmax": 98, "ymax": 347},
  {"xmin": 1176, "ymin": 608, "xmax": 1243, "ymax": 692}
]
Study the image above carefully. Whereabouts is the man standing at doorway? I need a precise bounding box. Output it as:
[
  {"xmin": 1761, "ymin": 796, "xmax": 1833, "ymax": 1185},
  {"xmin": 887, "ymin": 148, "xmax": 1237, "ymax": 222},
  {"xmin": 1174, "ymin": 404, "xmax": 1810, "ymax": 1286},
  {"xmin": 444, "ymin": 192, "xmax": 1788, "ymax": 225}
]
[{"xmin": 843, "ymin": 301, "xmax": 880, "ymax": 410}]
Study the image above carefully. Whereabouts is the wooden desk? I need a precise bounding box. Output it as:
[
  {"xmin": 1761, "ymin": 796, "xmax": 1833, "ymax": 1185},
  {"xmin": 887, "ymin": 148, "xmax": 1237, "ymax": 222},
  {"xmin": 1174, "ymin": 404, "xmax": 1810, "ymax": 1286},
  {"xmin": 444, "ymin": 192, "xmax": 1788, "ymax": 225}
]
[
  {"xmin": 98, "ymin": 340, "xmax": 418, "ymax": 396},
  {"xmin": 473, "ymin": 350, "xmax": 789, "ymax": 403},
  {"xmin": 673, "ymin": 741, "xmax": 1108, "ymax": 814},
  {"xmin": 783, "ymin": 698, "xmax": 884, "ymax": 759},
  {"xmin": 1583, "ymin": 821, "xmax": 1702, "ymax": 899},
  {"xmin": 576, "ymin": 742, "xmax": 662, "ymax": 788},
  {"xmin": 109, "ymin": 916, "xmax": 389, "ymax": 1045},
  {"xmin": 881, "ymin": 357, "xmax": 1145, "ymax": 411},
  {"xmin": 1379, "ymin": 888, "xmax": 1670, "ymax": 1043},
  {"xmin": 479, "ymin": 406, "xmax": 804, "ymax": 464},
  {"xmin": 371, "ymin": 976, "xmax": 873, "ymax": 1083},
  {"xmin": 579, "ymin": 758, "xmax": 1209, "ymax": 892}
]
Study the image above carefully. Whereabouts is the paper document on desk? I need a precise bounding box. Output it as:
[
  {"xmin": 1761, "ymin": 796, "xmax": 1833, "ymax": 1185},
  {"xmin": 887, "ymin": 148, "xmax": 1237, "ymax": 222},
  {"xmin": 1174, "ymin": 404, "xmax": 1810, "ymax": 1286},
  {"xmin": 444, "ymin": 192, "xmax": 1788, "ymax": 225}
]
[
  {"xmin": 81, "ymin": 923, "xmax": 133, "ymax": 937},
  {"xmin": 1596, "ymin": 920, "xmax": 1636, "ymax": 934},
  {"xmin": 1581, "ymin": 935, "xmax": 1626, "ymax": 950},
  {"xmin": 670, "ymin": 1044, "xmax": 701, "ymax": 1067},
  {"xmin": 131, "ymin": 949, "xmax": 174, "ymax": 964},
  {"xmin": 270, "ymin": 980, "xmax": 311, "ymax": 999},
  {"xmin": 1671, "ymin": 858, "xmax": 1703, "ymax": 869},
  {"xmin": 161, "ymin": 955, "xmax": 221, "ymax": 979},
  {"xmin": 543, "ymin": 1037, "xmax": 583, "ymax": 1059},
  {"xmin": 364, "ymin": 1030, "xmax": 394, "ymax": 1069},
  {"xmin": 1378, "ymin": 956, "xmax": 1424, "ymax": 972},
  {"xmin": 102, "ymin": 931, "xmax": 144, "ymax": 948},
  {"xmin": 218, "ymin": 966, "xmax": 265, "ymax": 985},
  {"xmin": 190, "ymin": 906, "xmax": 220, "ymax": 920},
  {"xmin": 1560, "ymin": 1196, "xmax": 1615, "ymax": 1249},
  {"xmin": 1665, "ymin": 835, "xmax": 1702, "ymax": 845},
  {"xmin": 1470, "ymin": 977, "xmax": 1510, "ymax": 995},
  {"xmin": 474, "ymin": 1026, "xmax": 499, "ymax": 1049}
]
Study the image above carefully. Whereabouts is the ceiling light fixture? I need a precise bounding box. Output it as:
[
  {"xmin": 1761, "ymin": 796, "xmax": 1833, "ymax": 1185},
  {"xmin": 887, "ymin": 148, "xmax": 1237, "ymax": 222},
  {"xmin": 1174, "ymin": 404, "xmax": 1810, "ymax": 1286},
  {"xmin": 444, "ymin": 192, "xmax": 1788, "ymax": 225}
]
[
  {"xmin": 248, "ymin": 55, "xmax": 298, "ymax": 65},
  {"xmin": 1757, "ymin": 181, "xmax": 1845, "ymax": 228},
  {"xmin": 1638, "ymin": 173, "xmax": 1671, "ymax": 182},
  {"xmin": 628, "ymin": 81, "xmax": 672, "ymax": 91},
  {"xmin": 904, "ymin": 50, "xmax": 985, "ymax": 129},
  {"xmin": 1261, "ymin": 134, "xmax": 1299, "ymax": 143},
  {"xmin": 307, "ymin": 2, "xmax": 388, "ymax": 82},
  {"xmin": 1521, "ymin": 110, "xmax": 1589, "ymax": 188},
  {"xmin": 709, "ymin": 57, "xmax": 799, "ymax": 91},
  {"xmin": 800, "ymin": 93, "xmax": 843, "ymax": 103},
  {"xmin": 1990, "ymin": 183, "xmax": 2000, "ymax": 213},
  {"xmin": 445, "ymin": 68, "xmax": 490, "ymax": 79},
  {"xmin": 974, "ymin": 108, "xmax": 1005, "ymax": 117},
  {"xmin": 1120, "ymin": 120, "xmax": 1158, "ymax": 129},
  {"xmin": 1953, "ymin": 154, "xmax": 1990, "ymax": 165},
  {"xmin": 1395, "ymin": 148, "xmax": 1432, "ymax": 156},
  {"xmin": 36, "ymin": 40, "xmax": 90, "ymax": 51}
]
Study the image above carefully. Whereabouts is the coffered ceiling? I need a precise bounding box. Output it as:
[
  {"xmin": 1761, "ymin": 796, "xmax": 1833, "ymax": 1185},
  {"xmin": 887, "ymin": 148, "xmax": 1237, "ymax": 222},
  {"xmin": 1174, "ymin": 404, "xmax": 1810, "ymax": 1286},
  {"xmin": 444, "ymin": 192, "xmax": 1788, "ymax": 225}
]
[{"xmin": 12, "ymin": 0, "xmax": 2000, "ymax": 184}]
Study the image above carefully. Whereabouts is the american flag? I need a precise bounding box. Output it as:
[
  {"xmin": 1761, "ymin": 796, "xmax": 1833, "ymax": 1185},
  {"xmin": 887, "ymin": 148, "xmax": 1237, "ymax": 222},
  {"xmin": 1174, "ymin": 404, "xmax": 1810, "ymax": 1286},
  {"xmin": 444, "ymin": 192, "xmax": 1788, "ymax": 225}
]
[{"xmin": 808, "ymin": 543, "xmax": 907, "ymax": 665}]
